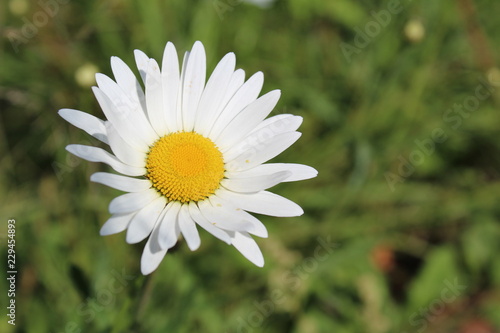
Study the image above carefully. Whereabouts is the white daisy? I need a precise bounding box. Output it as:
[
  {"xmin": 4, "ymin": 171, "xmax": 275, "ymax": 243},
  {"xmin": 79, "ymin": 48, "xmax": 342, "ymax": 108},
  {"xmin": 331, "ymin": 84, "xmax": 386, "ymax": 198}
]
[{"xmin": 59, "ymin": 41, "xmax": 317, "ymax": 275}]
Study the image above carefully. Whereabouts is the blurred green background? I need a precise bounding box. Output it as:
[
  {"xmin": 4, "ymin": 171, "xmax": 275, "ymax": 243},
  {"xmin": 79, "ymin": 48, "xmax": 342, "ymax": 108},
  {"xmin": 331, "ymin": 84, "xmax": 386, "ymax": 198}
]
[{"xmin": 1, "ymin": 0, "xmax": 500, "ymax": 332}]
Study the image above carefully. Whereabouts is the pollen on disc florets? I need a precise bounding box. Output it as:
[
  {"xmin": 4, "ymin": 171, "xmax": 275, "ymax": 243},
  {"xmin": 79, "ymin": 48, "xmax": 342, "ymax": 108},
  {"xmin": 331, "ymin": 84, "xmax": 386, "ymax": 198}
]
[{"xmin": 145, "ymin": 132, "xmax": 225, "ymax": 203}]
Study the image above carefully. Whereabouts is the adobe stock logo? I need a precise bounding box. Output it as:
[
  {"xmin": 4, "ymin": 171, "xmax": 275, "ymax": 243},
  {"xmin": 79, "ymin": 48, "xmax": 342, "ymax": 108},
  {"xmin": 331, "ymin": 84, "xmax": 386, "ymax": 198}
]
[
  {"xmin": 54, "ymin": 268, "xmax": 136, "ymax": 333},
  {"xmin": 7, "ymin": 0, "xmax": 70, "ymax": 53},
  {"xmin": 231, "ymin": 236, "xmax": 338, "ymax": 333},
  {"xmin": 385, "ymin": 77, "xmax": 497, "ymax": 191},
  {"xmin": 400, "ymin": 278, "xmax": 467, "ymax": 333},
  {"xmin": 340, "ymin": 0, "xmax": 412, "ymax": 63},
  {"xmin": 212, "ymin": 0, "xmax": 244, "ymax": 20}
]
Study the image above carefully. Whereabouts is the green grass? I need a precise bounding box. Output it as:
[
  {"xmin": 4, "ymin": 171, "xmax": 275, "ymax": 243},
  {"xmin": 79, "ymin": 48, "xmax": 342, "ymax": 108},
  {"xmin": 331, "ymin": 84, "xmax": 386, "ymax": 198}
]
[{"xmin": 1, "ymin": 0, "xmax": 500, "ymax": 332}]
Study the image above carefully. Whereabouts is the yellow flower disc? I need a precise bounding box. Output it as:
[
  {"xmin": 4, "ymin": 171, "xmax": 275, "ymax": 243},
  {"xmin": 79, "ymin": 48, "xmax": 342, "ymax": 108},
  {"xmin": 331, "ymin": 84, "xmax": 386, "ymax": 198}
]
[{"xmin": 146, "ymin": 132, "xmax": 225, "ymax": 203}]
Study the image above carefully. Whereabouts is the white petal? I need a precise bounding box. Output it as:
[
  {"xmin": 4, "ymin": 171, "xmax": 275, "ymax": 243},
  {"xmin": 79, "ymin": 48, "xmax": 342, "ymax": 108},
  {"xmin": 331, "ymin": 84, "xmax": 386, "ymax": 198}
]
[
  {"xmin": 158, "ymin": 201, "xmax": 182, "ymax": 250},
  {"xmin": 250, "ymin": 114, "xmax": 302, "ymax": 134},
  {"xmin": 90, "ymin": 172, "xmax": 151, "ymax": 192},
  {"xmin": 58, "ymin": 109, "xmax": 108, "ymax": 144},
  {"xmin": 188, "ymin": 202, "xmax": 231, "ymax": 244},
  {"xmin": 148, "ymin": 208, "xmax": 167, "ymax": 253},
  {"xmin": 92, "ymin": 73, "xmax": 157, "ymax": 151},
  {"xmin": 94, "ymin": 76, "xmax": 157, "ymax": 146},
  {"xmin": 66, "ymin": 144, "xmax": 145, "ymax": 176},
  {"xmin": 217, "ymin": 189, "xmax": 303, "ymax": 217},
  {"xmin": 92, "ymin": 85, "xmax": 153, "ymax": 151},
  {"xmin": 176, "ymin": 51, "xmax": 190, "ymax": 130},
  {"xmin": 225, "ymin": 163, "xmax": 318, "ymax": 183},
  {"xmin": 226, "ymin": 132, "xmax": 301, "ymax": 172},
  {"xmin": 178, "ymin": 204, "xmax": 200, "ymax": 251},
  {"xmin": 161, "ymin": 42, "xmax": 180, "ymax": 133},
  {"xmin": 221, "ymin": 68, "xmax": 245, "ymax": 110},
  {"xmin": 219, "ymin": 69, "xmax": 245, "ymax": 109},
  {"xmin": 194, "ymin": 52, "xmax": 236, "ymax": 136},
  {"xmin": 105, "ymin": 122, "xmax": 146, "ymax": 167},
  {"xmin": 197, "ymin": 199, "xmax": 255, "ymax": 234},
  {"xmin": 100, "ymin": 212, "xmax": 135, "ymax": 236},
  {"xmin": 145, "ymin": 58, "xmax": 168, "ymax": 136},
  {"xmin": 208, "ymin": 72, "xmax": 263, "ymax": 139},
  {"xmin": 215, "ymin": 89, "xmax": 281, "ymax": 150},
  {"xmin": 210, "ymin": 196, "xmax": 268, "ymax": 238},
  {"xmin": 110, "ymin": 56, "xmax": 146, "ymax": 112},
  {"xmin": 141, "ymin": 220, "xmax": 168, "ymax": 275},
  {"xmin": 141, "ymin": 246, "xmax": 167, "ymax": 275},
  {"xmin": 126, "ymin": 196, "xmax": 167, "ymax": 244},
  {"xmin": 108, "ymin": 189, "xmax": 159, "ymax": 214},
  {"xmin": 181, "ymin": 41, "xmax": 206, "ymax": 132},
  {"xmin": 230, "ymin": 231, "xmax": 264, "ymax": 267},
  {"xmin": 223, "ymin": 114, "xmax": 302, "ymax": 158},
  {"xmin": 222, "ymin": 171, "xmax": 291, "ymax": 193},
  {"xmin": 196, "ymin": 197, "xmax": 267, "ymax": 238},
  {"xmin": 134, "ymin": 49, "xmax": 150, "ymax": 84}
]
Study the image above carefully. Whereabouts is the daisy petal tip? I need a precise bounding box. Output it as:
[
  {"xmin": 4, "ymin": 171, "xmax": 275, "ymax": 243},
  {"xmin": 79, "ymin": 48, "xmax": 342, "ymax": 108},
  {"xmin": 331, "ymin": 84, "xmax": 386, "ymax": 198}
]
[
  {"xmin": 193, "ymin": 40, "xmax": 204, "ymax": 48},
  {"xmin": 307, "ymin": 166, "xmax": 319, "ymax": 179},
  {"xmin": 140, "ymin": 267, "xmax": 151, "ymax": 276},
  {"xmin": 188, "ymin": 241, "xmax": 201, "ymax": 252},
  {"xmin": 110, "ymin": 56, "xmax": 125, "ymax": 69},
  {"xmin": 140, "ymin": 259, "xmax": 159, "ymax": 276},
  {"xmin": 99, "ymin": 226, "xmax": 114, "ymax": 236},
  {"xmin": 248, "ymin": 252, "xmax": 265, "ymax": 267},
  {"xmin": 88, "ymin": 172, "xmax": 115, "ymax": 186},
  {"xmin": 294, "ymin": 206, "xmax": 305, "ymax": 217},
  {"xmin": 295, "ymin": 115, "xmax": 304, "ymax": 125},
  {"xmin": 89, "ymin": 172, "xmax": 99, "ymax": 183},
  {"xmin": 157, "ymin": 235, "xmax": 176, "ymax": 251},
  {"xmin": 108, "ymin": 197, "xmax": 129, "ymax": 215},
  {"xmin": 226, "ymin": 51, "xmax": 236, "ymax": 58},
  {"xmin": 94, "ymin": 72, "xmax": 106, "ymax": 83},
  {"xmin": 247, "ymin": 71, "xmax": 264, "ymax": 87},
  {"xmin": 282, "ymin": 199, "xmax": 304, "ymax": 217},
  {"xmin": 312, "ymin": 169, "xmax": 319, "ymax": 178},
  {"xmin": 65, "ymin": 144, "xmax": 77, "ymax": 154},
  {"xmin": 99, "ymin": 223, "xmax": 123, "ymax": 236},
  {"xmin": 125, "ymin": 231, "xmax": 139, "ymax": 244},
  {"xmin": 90, "ymin": 85, "xmax": 99, "ymax": 95},
  {"xmin": 57, "ymin": 108, "xmax": 69, "ymax": 117}
]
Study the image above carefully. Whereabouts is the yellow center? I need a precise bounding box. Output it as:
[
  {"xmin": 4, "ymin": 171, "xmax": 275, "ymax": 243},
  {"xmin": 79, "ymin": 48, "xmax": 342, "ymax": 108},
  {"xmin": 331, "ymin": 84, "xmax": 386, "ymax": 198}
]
[{"xmin": 145, "ymin": 132, "xmax": 225, "ymax": 203}]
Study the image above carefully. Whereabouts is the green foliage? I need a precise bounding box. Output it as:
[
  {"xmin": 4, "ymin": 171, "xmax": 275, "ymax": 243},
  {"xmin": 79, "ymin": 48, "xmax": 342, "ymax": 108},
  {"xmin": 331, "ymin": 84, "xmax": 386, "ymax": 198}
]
[{"xmin": 1, "ymin": 0, "xmax": 500, "ymax": 332}]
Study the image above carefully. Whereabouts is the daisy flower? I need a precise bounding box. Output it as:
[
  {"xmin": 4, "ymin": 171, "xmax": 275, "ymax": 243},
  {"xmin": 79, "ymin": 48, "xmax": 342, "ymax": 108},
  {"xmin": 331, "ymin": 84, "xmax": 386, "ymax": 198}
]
[{"xmin": 59, "ymin": 41, "xmax": 317, "ymax": 275}]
